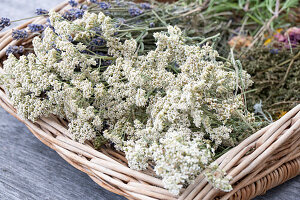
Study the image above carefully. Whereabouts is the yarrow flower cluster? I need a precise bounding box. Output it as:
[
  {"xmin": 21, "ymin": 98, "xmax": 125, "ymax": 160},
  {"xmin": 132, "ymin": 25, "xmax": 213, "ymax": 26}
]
[
  {"xmin": 1, "ymin": 11, "xmax": 255, "ymax": 195},
  {"xmin": 204, "ymin": 162, "xmax": 233, "ymax": 192}
]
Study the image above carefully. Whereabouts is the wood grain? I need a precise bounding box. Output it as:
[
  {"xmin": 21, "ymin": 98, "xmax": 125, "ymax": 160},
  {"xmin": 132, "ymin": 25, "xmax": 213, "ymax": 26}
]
[{"xmin": 0, "ymin": 107, "xmax": 126, "ymax": 200}]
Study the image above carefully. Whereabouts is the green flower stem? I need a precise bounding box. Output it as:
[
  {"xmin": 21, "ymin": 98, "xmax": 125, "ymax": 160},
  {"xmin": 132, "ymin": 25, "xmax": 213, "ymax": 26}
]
[
  {"xmin": 95, "ymin": 56, "xmax": 116, "ymax": 60},
  {"xmin": 198, "ymin": 33, "xmax": 220, "ymax": 45},
  {"xmin": 135, "ymin": 30, "xmax": 147, "ymax": 42},
  {"xmin": 152, "ymin": 10, "xmax": 168, "ymax": 27},
  {"xmin": 118, "ymin": 26, "xmax": 167, "ymax": 33},
  {"xmin": 234, "ymin": 110, "xmax": 255, "ymax": 132},
  {"xmin": 85, "ymin": 49, "xmax": 115, "ymax": 60},
  {"xmin": 125, "ymin": 13, "xmax": 152, "ymax": 23},
  {"xmin": 11, "ymin": 14, "xmax": 48, "ymax": 23},
  {"xmin": 87, "ymin": 4, "xmax": 98, "ymax": 11}
]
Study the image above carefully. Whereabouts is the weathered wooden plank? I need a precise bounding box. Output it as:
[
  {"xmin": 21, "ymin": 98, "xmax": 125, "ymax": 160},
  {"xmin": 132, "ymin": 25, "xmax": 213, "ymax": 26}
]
[{"xmin": 0, "ymin": 107, "xmax": 126, "ymax": 200}]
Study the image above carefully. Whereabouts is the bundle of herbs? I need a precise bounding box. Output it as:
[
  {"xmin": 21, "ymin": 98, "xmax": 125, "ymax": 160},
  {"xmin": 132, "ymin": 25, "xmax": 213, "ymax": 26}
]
[
  {"xmin": 1, "ymin": 0, "xmax": 298, "ymax": 195},
  {"xmin": 204, "ymin": 0, "xmax": 300, "ymax": 119},
  {"xmin": 241, "ymin": 36, "xmax": 300, "ymax": 119}
]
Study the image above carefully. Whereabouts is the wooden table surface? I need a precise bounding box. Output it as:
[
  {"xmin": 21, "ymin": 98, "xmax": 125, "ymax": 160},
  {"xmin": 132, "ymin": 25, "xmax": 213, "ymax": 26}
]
[{"xmin": 0, "ymin": 1, "xmax": 299, "ymax": 199}]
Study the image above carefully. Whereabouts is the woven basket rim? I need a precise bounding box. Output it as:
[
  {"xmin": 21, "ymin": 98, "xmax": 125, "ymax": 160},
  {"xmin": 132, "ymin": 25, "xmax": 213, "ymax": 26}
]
[{"xmin": 0, "ymin": 1, "xmax": 299, "ymax": 199}]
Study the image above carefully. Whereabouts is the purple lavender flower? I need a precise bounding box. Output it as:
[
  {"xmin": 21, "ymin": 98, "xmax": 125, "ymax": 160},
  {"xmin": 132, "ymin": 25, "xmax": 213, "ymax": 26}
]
[
  {"xmin": 115, "ymin": 18, "xmax": 125, "ymax": 28},
  {"xmin": 104, "ymin": 11, "xmax": 111, "ymax": 15},
  {"xmin": 92, "ymin": 27, "xmax": 102, "ymax": 35},
  {"xmin": 90, "ymin": 0, "xmax": 98, "ymax": 3},
  {"xmin": 99, "ymin": 2, "xmax": 111, "ymax": 10},
  {"xmin": 52, "ymin": 43, "xmax": 61, "ymax": 53},
  {"xmin": 44, "ymin": 18, "xmax": 56, "ymax": 32},
  {"xmin": 81, "ymin": 5, "xmax": 88, "ymax": 10},
  {"xmin": 115, "ymin": 0, "xmax": 123, "ymax": 6},
  {"xmin": 74, "ymin": 9, "xmax": 84, "ymax": 18},
  {"xmin": 91, "ymin": 37, "xmax": 106, "ymax": 46},
  {"xmin": 6, "ymin": 45, "xmax": 24, "ymax": 55},
  {"xmin": 28, "ymin": 24, "xmax": 44, "ymax": 32},
  {"xmin": 270, "ymin": 49, "xmax": 279, "ymax": 54},
  {"xmin": 68, "ymin": 35, "xmax": 73, "ymax": 42},
  {"xmin": 141, "ymin": 3, "xmax": 151, "ymax": 10},
  {"xmin": 35, "ymin": 8, "xmax": 49, "ymax": 15},
  {"xmin": 46, "ymin": 18, "xmax": 51, "ymax": 24},
  {"xmin": 129, "ymin": 7, "xmax": 143, "ymax": 17},
  {"xmin": 12, "ymin": 29, "xmax": 28, "ymax": 40},
  {"xmin": 68, "ymin": 0, "xmax": 78, "ymax": 7},
  {"xmin": 62, "ymin": 8, "xmax": 84, "ymax": 21},
  {"xmin": 101, "ymin": 59, "xmax": 112, "ymax": 66},
  {"xmin": 149, "ymin": 22, "xmax": 155, "ymax": 28},
  {"xmin": 0, "ymin": 17, "xmax": 11, "ymax": 31},
  {"xmin": 97, "ymin": 52, "xmax": 112, "ymax": 66}
]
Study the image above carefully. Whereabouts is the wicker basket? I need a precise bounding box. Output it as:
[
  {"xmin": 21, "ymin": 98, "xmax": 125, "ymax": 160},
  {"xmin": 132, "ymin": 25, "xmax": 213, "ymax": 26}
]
[{"xmin": 0, "ymin": 1, "xmax": 299, "ymax": 199}]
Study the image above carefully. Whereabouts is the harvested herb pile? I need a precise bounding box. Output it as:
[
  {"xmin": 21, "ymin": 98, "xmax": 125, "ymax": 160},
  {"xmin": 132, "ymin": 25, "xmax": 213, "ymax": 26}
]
[{"xmin": 242, "ymin": 48, "xmax": 300, "ymax": 117}]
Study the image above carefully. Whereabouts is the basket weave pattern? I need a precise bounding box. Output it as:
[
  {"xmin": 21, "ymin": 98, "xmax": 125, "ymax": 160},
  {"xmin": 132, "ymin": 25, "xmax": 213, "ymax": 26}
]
[{"xmin": 0, "ymin": 1, "xmax": 299, "ymax": 199}]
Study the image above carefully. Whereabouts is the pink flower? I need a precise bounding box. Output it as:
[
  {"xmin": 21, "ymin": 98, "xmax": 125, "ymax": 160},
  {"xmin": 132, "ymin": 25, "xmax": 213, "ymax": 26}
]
[{"xmin": 274, "ymin": 33, "xmax": 285, "ymax": 42}]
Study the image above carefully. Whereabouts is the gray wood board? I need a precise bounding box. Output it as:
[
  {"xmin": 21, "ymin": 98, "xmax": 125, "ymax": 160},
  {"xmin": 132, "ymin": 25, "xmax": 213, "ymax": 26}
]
[{"xmin": 0, "ymin": 107, "xmax": 125, "ymax": 200}]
